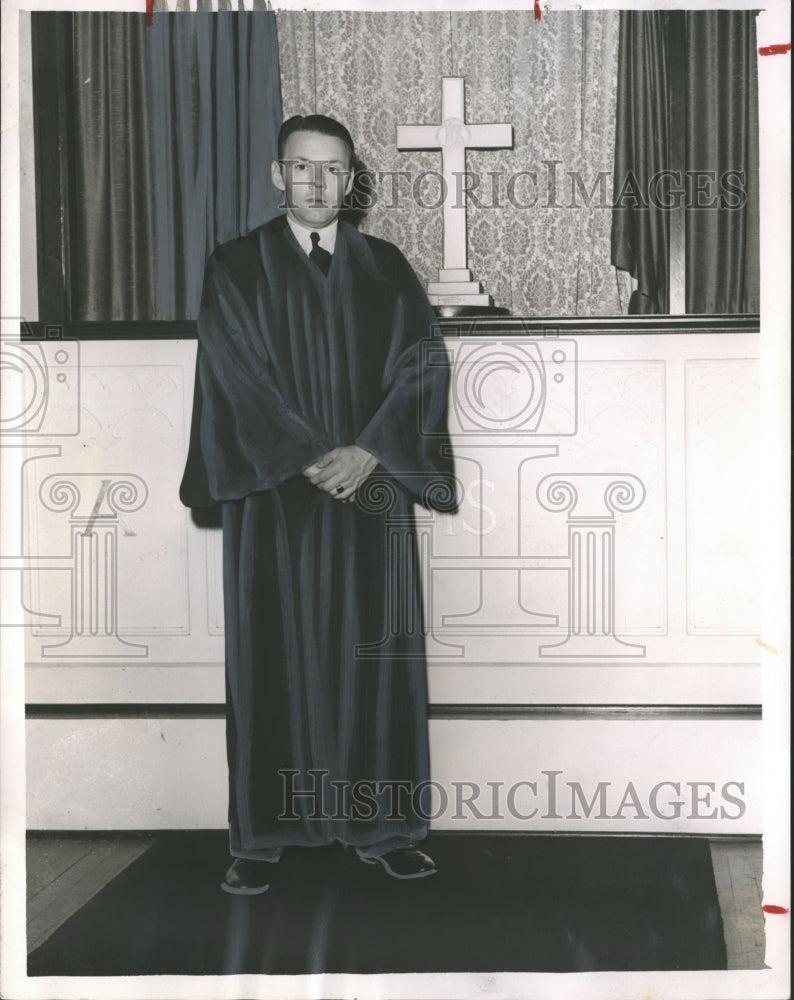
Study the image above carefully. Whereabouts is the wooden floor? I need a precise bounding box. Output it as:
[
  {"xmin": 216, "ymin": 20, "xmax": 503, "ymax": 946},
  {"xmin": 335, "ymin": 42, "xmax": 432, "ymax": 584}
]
[
  {"xmin": 26, "ymin": 835, "xmax": 154, "ymax": 954},
  {"xmin": 709, "ymin": 839, "xmax": 767, "ymax": 969},
  {"xmin": 25, "ymin": 835, "xmax": 767, "ymax": 968}
]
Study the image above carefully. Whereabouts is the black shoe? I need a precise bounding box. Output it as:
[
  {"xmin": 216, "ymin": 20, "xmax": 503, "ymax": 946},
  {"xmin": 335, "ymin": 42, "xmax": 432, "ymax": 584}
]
[
  {"xmin": 359, "ymin": 846, "xmax": 437, "ymax": 880},
  {"xmin": 221, "ymin": 858, "xmax": 271, "ymax": 895}
]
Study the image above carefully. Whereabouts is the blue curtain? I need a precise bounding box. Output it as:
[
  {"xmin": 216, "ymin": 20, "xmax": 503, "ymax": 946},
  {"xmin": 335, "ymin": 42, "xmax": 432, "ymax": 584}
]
[
  {"xmin": 684, "ymin": 12, "xmax": 759, "ymax": 313},
  {"xmin": 610, "ymin": 12, "xmax": 670, "ymax": 314},
  {"xmin": 51, "ymin": 13, "xmax": 160, "ymax": 320},
  {"xmin": 611, "ymin": 10, "xmax": 759, "ymax": 315},
  {"xmin": 146, "ymin": 8, "xmax": 283, "ymax": 319}
]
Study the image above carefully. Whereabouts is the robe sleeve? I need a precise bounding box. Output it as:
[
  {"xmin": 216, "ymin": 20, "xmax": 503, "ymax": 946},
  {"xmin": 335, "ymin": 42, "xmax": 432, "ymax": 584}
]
[
  {"xmin": 179, "ymin": 249, "xmax": 329, "ymax": 507},
  {"xmin": 355, "ymin": 246, "xmax": 458, "ymax": 514}
]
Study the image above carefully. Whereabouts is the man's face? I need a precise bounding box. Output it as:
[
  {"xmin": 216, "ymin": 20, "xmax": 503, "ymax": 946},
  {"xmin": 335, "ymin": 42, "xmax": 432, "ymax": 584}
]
[{"xmin": 271, "ymin": 130, "xmax": 354, "ymax": 230}]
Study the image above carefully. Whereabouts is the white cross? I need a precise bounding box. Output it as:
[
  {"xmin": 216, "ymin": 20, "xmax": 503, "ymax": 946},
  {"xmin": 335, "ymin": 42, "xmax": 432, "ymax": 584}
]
[{"xmin": 397, "ymin": 77, "xmax": 513, "ymax": 273}]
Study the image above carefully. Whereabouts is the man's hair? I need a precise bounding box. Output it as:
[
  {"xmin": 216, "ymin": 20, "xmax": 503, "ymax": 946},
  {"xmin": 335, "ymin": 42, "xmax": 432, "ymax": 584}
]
[{"xmin": 277, "ymin": 114, "xmax": 355, "ymax": 164}]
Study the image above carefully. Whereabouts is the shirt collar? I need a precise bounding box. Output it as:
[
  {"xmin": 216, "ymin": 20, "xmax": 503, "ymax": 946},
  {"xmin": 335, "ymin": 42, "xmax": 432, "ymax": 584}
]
[{"xmin": 286, "ymin": 215, "xmax": 339, "ymax": 256}]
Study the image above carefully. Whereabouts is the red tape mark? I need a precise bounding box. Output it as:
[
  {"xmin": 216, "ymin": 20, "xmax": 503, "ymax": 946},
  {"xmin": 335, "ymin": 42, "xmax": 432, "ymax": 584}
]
[
  {"xmin": 146, "ymin": 0, "xmax": 154, "ymax": 27},
  {"xmin": 534, "ymin": 0, "xmax": 542, "ymax": 22},
  {"xmin": 758, "ymin": 43, "xmax": 791, "ymax": 55},
  {"xmin": 762, "ymin": 904, "xmax": 789, "ymax": 914}
]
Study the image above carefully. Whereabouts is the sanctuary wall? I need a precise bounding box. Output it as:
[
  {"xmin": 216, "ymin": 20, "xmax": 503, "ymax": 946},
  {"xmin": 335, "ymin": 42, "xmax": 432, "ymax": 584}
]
[{"xmin": 10, "ymin": 319, "xmax": 761, "ymax": 833}]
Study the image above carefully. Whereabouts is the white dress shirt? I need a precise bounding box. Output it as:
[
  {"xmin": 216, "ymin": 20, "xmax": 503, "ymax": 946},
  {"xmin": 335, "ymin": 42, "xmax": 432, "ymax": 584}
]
[{"xmin": 286, "ymin": 215, "xmax": 338, "ymax": 256}]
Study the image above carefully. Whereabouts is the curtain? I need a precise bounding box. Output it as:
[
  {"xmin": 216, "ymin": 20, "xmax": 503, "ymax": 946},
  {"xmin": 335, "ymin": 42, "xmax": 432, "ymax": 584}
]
[
  {"xmin": 685, "ymin": 12, "xmax": 759, "ymax": 313},
  {"xmin": 146, "ymin": 7, "xmax": 283, "ymax": 318},
  {"xmin": 611, "ymin": 11, "xmax": 759, "ymax": 315},
  {"xmin": 70, "ymin": 15, "xmax": 158, "ymax": 320},
  {"xmin": 278, "ymin": 10, "xmax": 623, "ymax": 316},
  {"xmin": 611, "ymin": 12, "xmax": 670, "ymax": 314},
  {"xmin": 60, "ymin": 9, "xmax": 281, "ymax": 321}
]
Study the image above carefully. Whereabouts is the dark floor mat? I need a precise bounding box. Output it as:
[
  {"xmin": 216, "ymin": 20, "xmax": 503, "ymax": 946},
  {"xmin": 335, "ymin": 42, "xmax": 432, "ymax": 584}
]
[{"xmin": 28, "ymin": 832, "xmax": 727, "ymax": 975}]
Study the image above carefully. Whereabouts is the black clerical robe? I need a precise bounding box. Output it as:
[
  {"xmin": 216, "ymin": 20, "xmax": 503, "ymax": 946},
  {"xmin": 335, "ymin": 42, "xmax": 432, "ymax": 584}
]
[{"xmin": 180, "ymin": 215, "xmax": 455, "ymax": 856}]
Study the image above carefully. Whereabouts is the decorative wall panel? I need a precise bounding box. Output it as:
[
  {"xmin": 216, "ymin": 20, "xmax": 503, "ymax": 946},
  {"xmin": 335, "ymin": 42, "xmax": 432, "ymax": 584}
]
[
  {"xmin": 24, "ymin": 364, "xmax": 190, "ymax": 647},
  {"xmin": 685, "ymin": 359, "xmax": 761, "ymax": 635},
  {"xmin": 17, "ymin": 328, "xmax": 763, "ymax": 830}
]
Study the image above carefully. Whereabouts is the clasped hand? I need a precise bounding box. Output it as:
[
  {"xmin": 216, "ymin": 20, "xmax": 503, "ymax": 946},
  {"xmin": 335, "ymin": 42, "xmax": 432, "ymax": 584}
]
[{"xmin": 303, "ymin": 445, "xmax": 378, "ymax": 501}]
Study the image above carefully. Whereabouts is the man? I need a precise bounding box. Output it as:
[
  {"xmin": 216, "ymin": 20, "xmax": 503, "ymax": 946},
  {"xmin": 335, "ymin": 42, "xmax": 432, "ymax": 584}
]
[{"xmin": 180, "ymin": 115, "xmax": 456, "ymax": 894}]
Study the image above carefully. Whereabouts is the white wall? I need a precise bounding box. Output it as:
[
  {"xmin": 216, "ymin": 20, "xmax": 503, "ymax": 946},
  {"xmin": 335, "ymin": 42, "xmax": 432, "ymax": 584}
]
[
  {"xmin": 27, "ymin": 717, "xmax": 760, "ymax": 834},
  {"xmin": 10, "ymin": 329, "xmax": 762, "ymax": 831}
]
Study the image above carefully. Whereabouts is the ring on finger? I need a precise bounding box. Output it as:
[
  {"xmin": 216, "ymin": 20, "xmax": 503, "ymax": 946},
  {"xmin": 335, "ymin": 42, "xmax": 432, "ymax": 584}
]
[{"xmin": 334, "ymin": 485, "xmax": 345, "ymax": 495}]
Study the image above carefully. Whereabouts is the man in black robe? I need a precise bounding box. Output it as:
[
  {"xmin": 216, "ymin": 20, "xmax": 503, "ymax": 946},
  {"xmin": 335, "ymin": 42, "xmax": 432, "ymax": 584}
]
[{"xmin": 180, "ymin": 115, "xmax": 456, "ymax": 893}]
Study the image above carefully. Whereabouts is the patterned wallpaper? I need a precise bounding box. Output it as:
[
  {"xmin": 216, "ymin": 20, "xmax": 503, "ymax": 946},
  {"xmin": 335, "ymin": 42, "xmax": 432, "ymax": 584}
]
[{"xmin": 276, "ymin": 10, "xmax": 629, "ymax": 316}]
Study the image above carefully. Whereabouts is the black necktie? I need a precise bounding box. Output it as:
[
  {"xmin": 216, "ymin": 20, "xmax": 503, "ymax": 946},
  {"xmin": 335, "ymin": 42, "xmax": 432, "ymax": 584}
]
[{"xmin": 309, "ymin": 231, "xmax": 332, "ymax": 276}]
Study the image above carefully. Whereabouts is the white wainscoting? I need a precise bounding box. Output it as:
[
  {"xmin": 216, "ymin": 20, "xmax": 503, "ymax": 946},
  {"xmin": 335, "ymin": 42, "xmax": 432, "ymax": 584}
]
[
  {"xmin": 26, "ymin": 717, "xmax": 761, "ymax": 834},
  {"xmin": 14, "ymin": 330, "xmax": 762, "ymax": 830}
]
